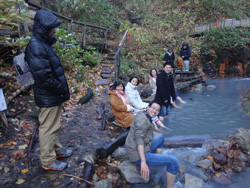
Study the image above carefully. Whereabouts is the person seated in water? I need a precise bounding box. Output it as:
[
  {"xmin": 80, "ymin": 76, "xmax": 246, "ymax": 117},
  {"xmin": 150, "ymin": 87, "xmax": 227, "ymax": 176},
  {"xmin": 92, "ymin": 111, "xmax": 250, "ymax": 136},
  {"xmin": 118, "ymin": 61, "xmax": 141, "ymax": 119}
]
[
  {"xmin": 125, "ymin": 101, "xmax": 179, "ymax": 188},
  {"xmin": 148, "ymin": 69, "xmax": 157, "ymax": 95},
  {"xmin": 108, "ymin": 81, "xmax": 134, "ymax": 128},
  {"xmin": 125, "ymin": 76, "xmax": 148, "ymax": 111}
]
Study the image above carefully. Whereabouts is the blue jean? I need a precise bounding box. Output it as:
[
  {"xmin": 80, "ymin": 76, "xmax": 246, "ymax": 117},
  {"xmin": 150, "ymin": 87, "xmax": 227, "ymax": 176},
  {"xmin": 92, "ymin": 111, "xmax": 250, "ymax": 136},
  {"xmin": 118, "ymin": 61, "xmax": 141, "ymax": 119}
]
[
  {"xmin": 158, "ymin": 105, "xmax": 169, "ymax": 117},
  {"xmin": 134, "ymin": 135, "xmax": 179, "ymax": 174}
]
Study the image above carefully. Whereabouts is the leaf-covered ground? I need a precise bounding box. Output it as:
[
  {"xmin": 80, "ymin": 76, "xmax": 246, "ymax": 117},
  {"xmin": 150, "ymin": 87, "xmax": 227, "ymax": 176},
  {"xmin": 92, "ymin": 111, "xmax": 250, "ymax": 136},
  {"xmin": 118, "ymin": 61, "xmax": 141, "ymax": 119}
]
[{"xmin": 0, "ymin": 61, "xmax": 132, "ymax": 187}]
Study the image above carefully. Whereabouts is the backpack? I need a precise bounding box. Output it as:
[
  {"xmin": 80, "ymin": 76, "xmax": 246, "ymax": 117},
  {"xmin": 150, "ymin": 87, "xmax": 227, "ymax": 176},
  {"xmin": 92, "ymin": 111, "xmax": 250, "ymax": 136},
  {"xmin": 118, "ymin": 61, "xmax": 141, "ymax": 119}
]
[
  {"xmin": 13, "ymin": 42, "xmax": 49, "ymax": 88},
  {"xmin": 13, "ymin": 51, "xmax": 34, "ymax": 88}
]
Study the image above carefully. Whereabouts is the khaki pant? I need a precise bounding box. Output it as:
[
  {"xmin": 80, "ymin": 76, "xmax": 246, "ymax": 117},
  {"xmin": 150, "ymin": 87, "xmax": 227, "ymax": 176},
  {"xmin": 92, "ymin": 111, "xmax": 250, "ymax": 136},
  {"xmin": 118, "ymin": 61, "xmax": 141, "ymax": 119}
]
[{"xmin": 38, "ymin": 104, "xmax": 62, "ymax": 166}]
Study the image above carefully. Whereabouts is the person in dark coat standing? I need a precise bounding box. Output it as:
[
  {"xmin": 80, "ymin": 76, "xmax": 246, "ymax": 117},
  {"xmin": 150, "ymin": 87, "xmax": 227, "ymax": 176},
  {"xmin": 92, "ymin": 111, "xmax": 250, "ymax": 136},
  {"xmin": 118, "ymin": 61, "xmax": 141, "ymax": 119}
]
[
  {"xmin": 154, "ymin": 62, "xmax": 176, "ymax": 121},
  {"xmin": 163, "ymin": 46, "xmax": 175, "ymax": 68},
  {"xmin": 25, "ymin": 10, "xmax": 72, "ymax": 170},
  {"xmin": 179, "ymin": 42, "xmax": 191, "ymax": 71}
]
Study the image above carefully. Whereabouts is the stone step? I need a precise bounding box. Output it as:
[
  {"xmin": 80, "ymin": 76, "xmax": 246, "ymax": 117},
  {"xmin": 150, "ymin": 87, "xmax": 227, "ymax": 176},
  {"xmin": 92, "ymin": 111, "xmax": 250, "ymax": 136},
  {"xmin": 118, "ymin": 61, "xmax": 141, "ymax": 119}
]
[
  {"xmin": 106, "ymin": 56, "xmax": 115, "ymax": 60},
  {"xmin": 101, "ymin": 70, "xmax": 111, "ymax": 74},
  {"xmin": 101, "ymin": 74, "xmax": 112, "ymax": 79},
  {"xmin": 95, "ymin": 79, "xmax": 110, "ymax": 86},
  {"xmin": 102, "ymin": 68, "xmax": 111, "ymax": 72},
  {"xmin": 102, "ymin": 61, "xmax": 110, "ymax": 64},
  {"xmin": 108, "ymin": 52, "xmax": 116, "ymax": 56}
]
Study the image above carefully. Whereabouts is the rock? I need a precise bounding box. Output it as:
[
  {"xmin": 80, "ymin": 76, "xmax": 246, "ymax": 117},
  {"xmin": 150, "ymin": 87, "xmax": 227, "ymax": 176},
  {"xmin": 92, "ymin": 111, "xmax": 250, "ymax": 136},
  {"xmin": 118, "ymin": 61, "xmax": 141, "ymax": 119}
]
[
  {"xmin": 112, "ymin": 147, "xmax": 128, "ymax": 161},
  {"xmin": 196, "ymin": 158, "xmax": 214, "ymax": 172},
  {"xmin": 189, "ymin": 167, "xmax": 209, "ymax": 181},
  {"xmin": 185, "ymin": 154, "xmax": 199, "ymax": 163},
  {"xmin": 195, "ymin": 83, "xmax": 203, "ymax": 91},
  {"xmin": 207, "ymin": 85, "xmax": 216, "ymax": 90},
  {"xmin": 95, "ymin": 79, "xmax": 110, "ymax": 86},
  {"xmin": 138, "ymin": 84, "xmax": 153, "ymax": 98},
  {"xmin": 77, "ymin": 152, "xmax": 97, "ymax": 165},
  {"xmin": 185, "ymin": 173, "xmax": 205, "ymax": 188},
  {"xmin": 211, "ymin": 150, "xmax": 227, "ymax": 164},
  {"xmin": 232, "ymin": 128, "xmax": 250, "ymax": 152},
  {"xmin": 118, "ymin": 160, "xmax": 149, "ymax": 184},
  {"xmin": 178, "ymin": 163, "xmax": 186, "ymax": 173},
  {"xmin": 212, "ymin": 172, "xmax": 232, "ymax": 185},
  {"xmin": 202, "ymin": 139, "xmax": 230, "ymax": 151},
  {"xmin": 94, "ymin": 179, "xmax": 113, "ymax": 188}
]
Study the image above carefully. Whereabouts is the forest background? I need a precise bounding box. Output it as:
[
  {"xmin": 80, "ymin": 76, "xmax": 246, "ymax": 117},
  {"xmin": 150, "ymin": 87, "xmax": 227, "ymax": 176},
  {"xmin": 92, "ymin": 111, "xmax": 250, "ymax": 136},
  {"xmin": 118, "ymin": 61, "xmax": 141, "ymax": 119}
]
[{"xmin": 1, "ymin": 0, "xmax": 250, "ymax": 111}]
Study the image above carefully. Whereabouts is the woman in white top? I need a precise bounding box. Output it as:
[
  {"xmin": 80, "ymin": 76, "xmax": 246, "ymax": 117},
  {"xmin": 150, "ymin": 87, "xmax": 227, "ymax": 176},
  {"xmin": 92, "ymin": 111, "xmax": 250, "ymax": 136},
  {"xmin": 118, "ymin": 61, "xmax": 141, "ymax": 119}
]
[
  {"xmin": 125, "ymin": 76, "xmax": 148, "ymax": 110},
  {"xmin": 148, "ymin": 69, "xmax": 157, "ymax": 95},
  {"xmin": 126, "ymin": 76, "xmax": 172, "ymax": 132}
]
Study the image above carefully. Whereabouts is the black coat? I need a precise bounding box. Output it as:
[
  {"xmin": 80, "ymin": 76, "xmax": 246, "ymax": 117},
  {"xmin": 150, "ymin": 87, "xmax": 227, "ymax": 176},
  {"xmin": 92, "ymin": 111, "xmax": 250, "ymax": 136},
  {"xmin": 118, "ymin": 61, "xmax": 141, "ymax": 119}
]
[
  {"xmin": 25, "ymin": 10, "xmax": 70, "ymax": 107},
  {"xmin": 179, "ymin": 42, "xmax": 191, "ymax": 61},
  {"xmin": 154, "ymin": 71, "xmax": 176, "ymax": 106},
  {"xmin": 163, "ymin": 52, "xmax": 175, "ymax": 67}
]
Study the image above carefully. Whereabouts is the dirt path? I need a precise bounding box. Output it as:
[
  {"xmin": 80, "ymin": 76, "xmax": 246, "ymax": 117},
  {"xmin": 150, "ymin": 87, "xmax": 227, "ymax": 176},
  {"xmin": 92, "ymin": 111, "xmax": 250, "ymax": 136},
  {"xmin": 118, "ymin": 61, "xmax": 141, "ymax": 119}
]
[{"xmin": 0, "ymin": 87, "xmax": 128, "ymax": 187}]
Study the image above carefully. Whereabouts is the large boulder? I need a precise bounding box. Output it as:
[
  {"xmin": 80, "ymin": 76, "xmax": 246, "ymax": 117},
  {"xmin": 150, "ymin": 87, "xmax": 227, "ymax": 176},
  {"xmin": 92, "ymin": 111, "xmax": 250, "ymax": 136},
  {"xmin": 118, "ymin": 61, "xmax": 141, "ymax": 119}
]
[
  {"xmin": 232, "ymin": 128, "xmax": 250, "ymax": 153},
  {"xmin": 185, "ymin": 173, "xmax": 205, "ymax": 188},
  {"xmin": 118, "ymin": 160, "xmax": 149, "ymax": 184}
]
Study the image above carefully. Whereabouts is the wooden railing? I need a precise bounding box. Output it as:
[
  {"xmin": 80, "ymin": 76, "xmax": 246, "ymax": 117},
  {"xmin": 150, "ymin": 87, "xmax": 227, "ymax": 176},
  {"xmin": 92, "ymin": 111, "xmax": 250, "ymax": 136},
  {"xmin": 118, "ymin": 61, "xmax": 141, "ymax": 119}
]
[
  {"xmin": 25, "ymin": 0, "xmax": 109, "ymax": 52},
  {"xmin": 194, "ymin": 18, "xmax": 250, "ymax": 34},
  {"xmin": 108, "ymin": 30, "xmax": 128, "ymax": 81}
]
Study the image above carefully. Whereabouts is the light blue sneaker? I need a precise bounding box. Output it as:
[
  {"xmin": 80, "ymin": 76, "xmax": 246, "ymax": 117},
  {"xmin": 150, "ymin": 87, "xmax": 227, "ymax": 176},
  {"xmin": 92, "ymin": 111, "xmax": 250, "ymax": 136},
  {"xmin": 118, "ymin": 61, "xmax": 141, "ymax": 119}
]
[
  {"xmin": 56, "ymin": 148, "xmax": 73, "ymax": 158},
  {"xmin": 42, "ymin": 160, "xmax": 67, "ymax": 170}
]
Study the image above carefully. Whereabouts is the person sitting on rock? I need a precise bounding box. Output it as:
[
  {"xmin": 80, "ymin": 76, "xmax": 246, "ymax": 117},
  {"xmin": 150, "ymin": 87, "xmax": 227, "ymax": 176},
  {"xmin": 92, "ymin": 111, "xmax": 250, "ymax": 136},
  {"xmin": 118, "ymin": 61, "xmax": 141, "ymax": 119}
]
[
  {"xmin": 148, "ymin": 69, "xmax": 157, "ymax": 95},
  {"xmin": 108, "ymin": 81, "xmax": 134, "ymax": 128},
  {"xmin": 125, "ymin": 76, "xmax": 148, "ymax": 111},
  {"xmin": 125, "ymin": 101, "xmax": 179, "ymax": 188}
]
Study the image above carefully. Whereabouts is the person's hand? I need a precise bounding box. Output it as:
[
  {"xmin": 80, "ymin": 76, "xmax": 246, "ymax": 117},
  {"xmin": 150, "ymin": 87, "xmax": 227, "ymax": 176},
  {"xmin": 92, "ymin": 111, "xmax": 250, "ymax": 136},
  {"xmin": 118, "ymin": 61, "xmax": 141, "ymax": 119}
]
[
  {"xmin": 140, "ymin": 161, "xmax": 149, "ymax": 177},
  {"xmin": 182, "ymin": 56, "xmax": 184, "ymax": 58},
  {"xmin": 164, "ymin": 100, "xmax": 168, "ymax": 104}
]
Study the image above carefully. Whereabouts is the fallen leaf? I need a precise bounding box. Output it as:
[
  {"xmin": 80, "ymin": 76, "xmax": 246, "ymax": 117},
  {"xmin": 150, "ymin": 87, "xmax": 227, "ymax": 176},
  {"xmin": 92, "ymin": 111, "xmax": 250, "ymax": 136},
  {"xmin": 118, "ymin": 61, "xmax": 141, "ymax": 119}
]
[
  {"xmin": 16, "ymin": 178, "xmax": 25, "ymax": 185},
  {"xmin": 19, "ymin": 144, "xmax": 28, "ymax": 150},
  {"xmin": 215, "ymin": 173, "xmax": 222, "ymax": 177},
  {"xmin": 53, "ymin": 182, "xmax": 60, "ymax": 185},
  {"xmin": 4, "ymin": 167, "xmax": 10, "ymax": 173},
  {"xmin": 21, "ymin": 169, "xmax": 29, "ymax": 174}
]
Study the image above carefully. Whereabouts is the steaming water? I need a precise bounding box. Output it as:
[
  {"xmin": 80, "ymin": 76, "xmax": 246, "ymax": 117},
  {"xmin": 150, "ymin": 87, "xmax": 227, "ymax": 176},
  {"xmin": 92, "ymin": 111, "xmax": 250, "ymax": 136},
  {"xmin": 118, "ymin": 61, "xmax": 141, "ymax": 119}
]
[
  {"xmin": 163, "ymin": 78, "xmax": 250, "ymax": 137},
  {"xmin": 161, "ymin": 78, "xmax": 250, "ymax": 188}
]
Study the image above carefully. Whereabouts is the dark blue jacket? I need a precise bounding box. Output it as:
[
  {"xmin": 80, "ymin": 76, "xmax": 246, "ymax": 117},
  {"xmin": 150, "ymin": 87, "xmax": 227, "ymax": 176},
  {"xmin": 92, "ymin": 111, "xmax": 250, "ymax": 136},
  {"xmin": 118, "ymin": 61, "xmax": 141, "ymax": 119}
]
[
  {"xmin": 25, "ymin": 10, "xmax": 70, "ymax": 107},
  {"xmin": 179, "ymin": 42, "xmax": 191, "ymax": 61},
  {"xmin": 163, "ymin": 52, "xmax": 175, "ymax": 67},
  {"xmin": 154, "ymin": 71, "xmax": 176, "ymax": 106}
]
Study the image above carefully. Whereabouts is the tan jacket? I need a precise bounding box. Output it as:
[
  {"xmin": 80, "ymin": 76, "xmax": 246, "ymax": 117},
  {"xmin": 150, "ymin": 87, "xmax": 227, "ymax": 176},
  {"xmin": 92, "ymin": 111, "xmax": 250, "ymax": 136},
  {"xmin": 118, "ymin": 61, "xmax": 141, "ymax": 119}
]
[{"xmin": 108, "ymin": 89, "xmax": 134, "ymax": 128}]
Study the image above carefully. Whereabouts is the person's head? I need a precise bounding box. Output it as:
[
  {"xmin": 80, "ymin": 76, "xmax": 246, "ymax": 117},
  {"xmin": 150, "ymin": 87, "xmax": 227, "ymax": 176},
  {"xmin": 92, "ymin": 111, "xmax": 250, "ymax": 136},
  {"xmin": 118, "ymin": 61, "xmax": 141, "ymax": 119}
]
[
  {"xmin": 129, "ymin": 76, "xmax": 139, "ymax": 86},
  {"xmin": 150, "ymin": 68, "xmax": 157, "ymax": 77},
  {"xmin": 182, "ymin": 42, "xmax": 189, "ymax": 49},
  {"xmin": 147, "ymin": 101, "xmax": 161, "ymax": 117},
  {"xmin": 33, "ymin": 10, "xmax": 61, "ymax": 39},
  {"xmin": 110, "ymin": 81, "xmax": 125, "ymax": 92},
  {"xmin": 163, "ymin": 62, "xmax": 172, "ymax": 74},
  {"xmin": 168, "ymin": 46, "xmax": 173, "ymax": 52},
  {"xmin": 48, "ymin": 28, "xmax": 56, "ymax": 36}
]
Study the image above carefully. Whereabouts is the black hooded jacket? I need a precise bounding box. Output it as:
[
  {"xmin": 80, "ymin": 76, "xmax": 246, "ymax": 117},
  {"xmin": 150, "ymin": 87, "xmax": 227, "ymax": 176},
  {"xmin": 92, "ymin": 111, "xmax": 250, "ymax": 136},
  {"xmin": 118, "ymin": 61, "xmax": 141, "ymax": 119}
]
[
  {"xmin": 154, "ymin": 71, "xmax": 176, "ymax": 106},
  {"xmin": 25, "ymin": 10, "xmax": 70, "ymax": 107},
  {"xmin": 179, "ymin": 42, "xmax": 191, "ymax": 61}
]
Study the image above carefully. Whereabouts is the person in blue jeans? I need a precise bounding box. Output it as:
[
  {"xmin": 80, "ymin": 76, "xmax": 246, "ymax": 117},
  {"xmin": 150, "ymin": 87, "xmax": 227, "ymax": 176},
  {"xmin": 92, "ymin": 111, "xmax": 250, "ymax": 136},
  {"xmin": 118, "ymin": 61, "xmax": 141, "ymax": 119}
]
[{"xmin": 125, "ymin": 101, "xmax": 179, "ymax": 188}]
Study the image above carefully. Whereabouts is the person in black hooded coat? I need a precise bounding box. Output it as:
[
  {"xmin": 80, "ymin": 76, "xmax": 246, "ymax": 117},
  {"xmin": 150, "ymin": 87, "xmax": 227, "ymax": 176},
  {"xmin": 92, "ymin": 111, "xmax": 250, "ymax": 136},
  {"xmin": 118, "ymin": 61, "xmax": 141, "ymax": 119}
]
[
  {"xmin": 179, "ymin": 42, "xmax": 191, "ymax": 71},
  {"xmin": 25, "ymin": 10, "xmax": 72, "ymax": 170}
]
